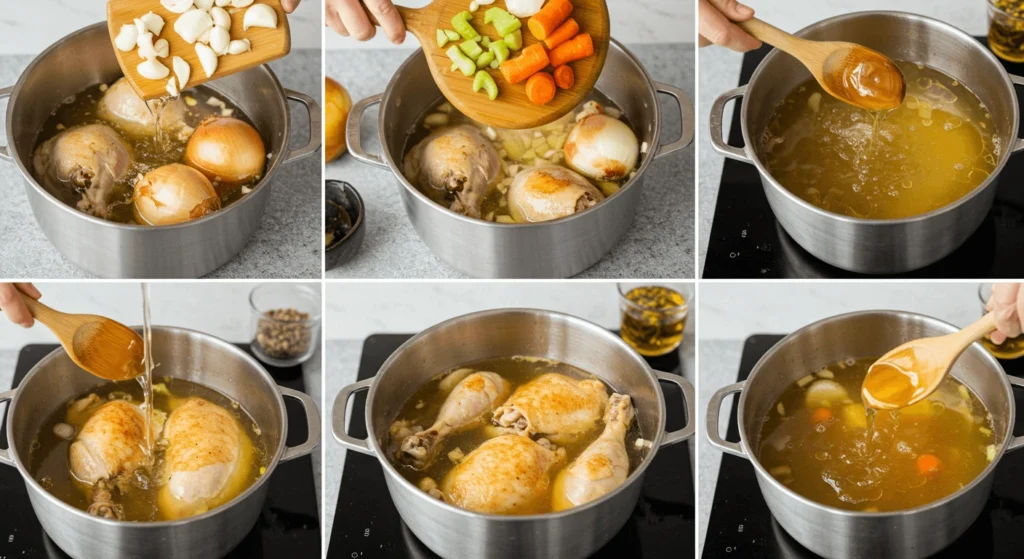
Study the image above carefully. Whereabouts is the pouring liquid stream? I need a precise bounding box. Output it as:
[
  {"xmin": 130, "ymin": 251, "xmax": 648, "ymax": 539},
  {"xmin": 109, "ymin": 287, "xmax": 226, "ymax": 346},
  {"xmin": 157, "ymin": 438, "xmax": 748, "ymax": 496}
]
[{"xmin": 140, "ymin": 283, "xmax": 155, "ymax": 465}]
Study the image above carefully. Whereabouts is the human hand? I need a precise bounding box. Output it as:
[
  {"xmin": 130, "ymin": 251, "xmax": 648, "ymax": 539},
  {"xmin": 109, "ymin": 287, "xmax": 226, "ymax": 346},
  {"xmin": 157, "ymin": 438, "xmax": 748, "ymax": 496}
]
[
  {"xmin": 282, "ymin": 0, "xmax": 300, "ymax": 14},
  {"xmin": 699, "ymin": 0, "xmax": 762, "ymax": 53},
  {"xmin": 326, "ymin": 0, "xmax": 407, "ymax": 44},
  {"xmin": 986, "ymin": 283, "xmax": 1024, "ymax": 344},
  {"xmin": 0, "ymin": 283, "xmax": 41, "ymax": 328}
]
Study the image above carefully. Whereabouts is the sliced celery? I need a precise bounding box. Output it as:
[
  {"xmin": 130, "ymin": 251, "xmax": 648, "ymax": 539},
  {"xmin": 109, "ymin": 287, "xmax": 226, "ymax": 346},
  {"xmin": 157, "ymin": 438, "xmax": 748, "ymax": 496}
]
[
  {"xmin": 476, "ymin": 50, "xmax": 495, "ymax": 68},
  {"xmin": 481, "ymin": 36, "xmax": 491, "ymax": 48},
  {"xmin": 504, "ymin": 29, "xmax": 523, "ymax": 51},
  {"xmin": 451, "ymin": 62, "xmax": 459, "ymax": 72},
  {"xmin": 473, "ymin": 71, "xmax": 499, "ymax": 100},
  {"xmin": 483, "ymin": 7, "xmax": 521, "ymax": 37},
  {"xmin": 451, "ymin": 11, "xmax": 479, "ymax": 40},
  {"xmin": 446, "ymin": 46, "xmax": 477, "ymax": 77},
  {"xmin": 444, "ymin": 29, "xmax": 461, "ymax": 42},
  {"xmin": 490, "ymin": 59, "xmax": 500, "ymax": 69},
  {"xmin": 489, "ymin": 40, "xmax": 510, "ymax": 65},
  {"xmin": 437, "ymin": 29, "xmax": 450, "ymax": 47},
  {"xmin": 459, "ymin": 39, "xmax": 484, "ymax": 60}
]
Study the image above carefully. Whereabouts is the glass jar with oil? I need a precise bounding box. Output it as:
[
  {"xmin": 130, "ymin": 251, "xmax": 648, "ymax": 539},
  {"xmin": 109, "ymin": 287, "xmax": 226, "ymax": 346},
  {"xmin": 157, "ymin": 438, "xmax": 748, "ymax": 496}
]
[
  {"xmin": 989, "ymin": 0, "xmax": 1024, "ymax": 63},
  {"xmin": 979, "ymin": 283, "xmax": 1024, "ymax": 359},
  {"xmin": 617, "ymin": 284, "xmax": 690, "ymax": 357}
]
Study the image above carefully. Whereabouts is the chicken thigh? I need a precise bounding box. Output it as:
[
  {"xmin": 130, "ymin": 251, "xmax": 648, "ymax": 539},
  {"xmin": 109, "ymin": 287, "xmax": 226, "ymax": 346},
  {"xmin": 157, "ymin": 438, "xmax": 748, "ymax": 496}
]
[
  {"xmin": 398, "ymin": 372, "xmax": 510, "ymax": 469},
  {"xmin": 493, "ymin": 373, "xmax": 609, "ymax": 444},
  {"xmin": 32, "ymin": 124, "xmax": 132, "ymax": 219},
  {"xmin": 507, "ymin": 165, "xmax": 604, "ymax": 223},
  {"xmin": 403, "ymin": 125, "xmax": 503, "ymax": 218},
  {"xmin": 98, "ymin": 77, "xmax": 192, "ymax": 139},
  {"xmin": 441, "ymin": 434, "xmax": 565, "ymax": 514},
  {"xmin": 158, "ymin": 398, "xmax": 253, "ymax": 519},
  {"xmin": 552, "ymin": 394, "xmax": 635, "ymax": 510}
]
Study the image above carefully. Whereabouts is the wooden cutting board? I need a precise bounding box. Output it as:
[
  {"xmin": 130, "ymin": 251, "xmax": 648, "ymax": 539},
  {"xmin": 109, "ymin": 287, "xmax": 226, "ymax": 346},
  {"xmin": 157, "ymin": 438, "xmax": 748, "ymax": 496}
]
[{"xmin": 106, "ymin": 0, "xmax": 290, "ymax": 100}]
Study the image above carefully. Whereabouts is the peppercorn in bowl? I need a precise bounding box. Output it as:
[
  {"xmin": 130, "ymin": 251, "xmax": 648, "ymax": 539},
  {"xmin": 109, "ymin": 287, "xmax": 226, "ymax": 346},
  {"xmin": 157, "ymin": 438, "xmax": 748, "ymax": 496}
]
[{"xmin": 248, "ymin": 284, "xmax": 321, "ymax": 366}]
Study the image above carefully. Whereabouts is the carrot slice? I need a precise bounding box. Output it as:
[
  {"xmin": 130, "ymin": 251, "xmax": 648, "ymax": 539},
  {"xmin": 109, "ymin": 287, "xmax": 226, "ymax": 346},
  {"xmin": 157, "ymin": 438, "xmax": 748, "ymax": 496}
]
[
  {"xmin": 811, "ymin": 407, "xmax": 833, "ymax": 424},
  {"xmin": 553, "ymin": 65, "xmax": 574, "ymax": 90},
  {"xmin": 499, "ymin": 43, "xmax": 550, "ymax": 84},
  {"xmin": 549, "ymin": 33, "xmax": 594, "ymax": 68},
  {"xmin": 528, "ymin": 0, "xmax": 573, "ymax": 40},
  {"xmin": 916, "ymin": 453, "xmax": 942, "ymax": 476},
  {"xmin": 525, "ymin": 72, "xmax": 556, "ymax": 105},
  {"xmin": 544, "ymin": 18, "xmax": 580, "ymax": 50}
]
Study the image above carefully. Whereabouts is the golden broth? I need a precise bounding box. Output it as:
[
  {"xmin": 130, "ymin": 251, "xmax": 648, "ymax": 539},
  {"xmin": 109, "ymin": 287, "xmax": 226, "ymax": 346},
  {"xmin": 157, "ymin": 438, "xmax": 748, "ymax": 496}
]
[
  {"xmin": 29, "ymin": 378, "xmax": 268, "ymax": 521},
  {"xmin": 387, "ymin": 356, "xmax": 646, "ymax": 514},
  {"xmin": 761, "ymin": 63, "xmax": 999, "ymax": 219},
  {"xmin": 757, "ymin": 358, "xmax": 995, "ymax": 512}
]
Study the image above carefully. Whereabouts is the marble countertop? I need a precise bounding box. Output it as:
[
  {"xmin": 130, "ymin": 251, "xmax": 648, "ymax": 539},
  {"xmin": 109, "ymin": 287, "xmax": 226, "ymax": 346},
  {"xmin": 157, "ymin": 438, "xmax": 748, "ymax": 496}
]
[
  {"xmin": 324, "ymin": 43, "xmax": 695, "ymax": 279},
  {"xmin": 699, "ymin": 1, "xmax": 991, "ymax": 273},
  {"xmin": 0, "ymin": 50, "xmax": 322, "ymax": 279}
]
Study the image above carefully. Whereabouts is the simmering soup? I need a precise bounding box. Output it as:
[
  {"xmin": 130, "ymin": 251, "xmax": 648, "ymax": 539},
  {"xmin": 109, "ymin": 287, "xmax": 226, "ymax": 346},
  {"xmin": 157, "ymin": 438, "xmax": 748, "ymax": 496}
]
[
  {"xmin": 757, "ymin": 357, "xmax": 995, "ymax": 512},
  {"xmin": 387, "ymin": 356, "xmax": 647, "ymax": 514},
  {"xmin": 761, "ymin": 63, "xmax": 999, "ymax": 219}
]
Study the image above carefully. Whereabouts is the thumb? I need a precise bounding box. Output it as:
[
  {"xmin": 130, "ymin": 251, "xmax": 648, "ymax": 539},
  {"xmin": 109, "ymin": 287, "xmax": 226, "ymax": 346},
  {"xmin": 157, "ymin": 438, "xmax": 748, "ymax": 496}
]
[{"xmin": 710, "ymin": 0, "xmax": 755, "ymax": 21}]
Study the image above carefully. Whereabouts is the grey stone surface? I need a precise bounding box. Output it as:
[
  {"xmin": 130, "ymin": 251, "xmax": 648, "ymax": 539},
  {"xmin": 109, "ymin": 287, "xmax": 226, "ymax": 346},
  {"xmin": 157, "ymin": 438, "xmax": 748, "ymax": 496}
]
[
  {"xmin": 324, "ymin": 43, "xmax": 696, "ymax": 279},
  {"xmin": 0, "ymin": 50, "xmax": 322, "ymax": 279}
]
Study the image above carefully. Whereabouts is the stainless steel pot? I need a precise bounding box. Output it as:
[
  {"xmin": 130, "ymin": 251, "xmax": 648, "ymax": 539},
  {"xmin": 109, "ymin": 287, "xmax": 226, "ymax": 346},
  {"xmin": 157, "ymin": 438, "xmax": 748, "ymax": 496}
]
[
  {"xmin": 346, "ymin": 39, "xmax": 693, "ymax": 278},
  {"xmin": 0, "ymin": 326, "xmax": 321, "ymax": 559},
  {"xmin": 332, "ymin": 308, "xmax": 695, "ymax": 558},
  {"xmin": 0, "ymin": 23, "xmax": 321, "ymax": 278},
  {"xmin": 709, "ymin": 12, "xmax": 1024, "ymax": 274},
  {"xmin": 706, "ymin": 311, "xmax": 1024, "ymax": 558}
]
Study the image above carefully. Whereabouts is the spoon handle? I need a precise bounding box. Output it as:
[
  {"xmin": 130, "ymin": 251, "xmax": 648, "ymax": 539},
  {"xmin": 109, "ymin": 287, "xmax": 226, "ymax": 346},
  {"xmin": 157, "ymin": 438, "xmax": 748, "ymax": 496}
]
[
  {"xmin": 958, "ymin": 312, "xmax": 998, "ymax": 350},
  {"xmin": 16, "ymin": 289, "xmax": 74, "ymax": 340},
  {"xmin": 736, "ymin": 18, "xmax": 811, "ymax": 51}
]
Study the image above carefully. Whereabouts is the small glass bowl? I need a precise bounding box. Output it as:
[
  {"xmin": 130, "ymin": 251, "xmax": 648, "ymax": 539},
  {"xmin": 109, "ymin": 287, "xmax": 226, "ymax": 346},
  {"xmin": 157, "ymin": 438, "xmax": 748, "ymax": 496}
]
[
  {"xmin": 988, "ymin": 0, "xmax": 1024, "ymax": 63},
  {"xmin": 616, "ymin": 283, "xmax": 693, "ymax": 357},
  {"xmin": 249, "ymin": 284, "xmax": 321, "ymax": 367}
]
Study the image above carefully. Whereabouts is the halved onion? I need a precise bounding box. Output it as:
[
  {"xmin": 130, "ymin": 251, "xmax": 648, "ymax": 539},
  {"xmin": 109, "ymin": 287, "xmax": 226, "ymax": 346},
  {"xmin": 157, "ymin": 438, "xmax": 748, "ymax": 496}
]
[
  {"xmin": 184, "ymin": 116, "xmax": 266, "ymax": 187},
  {"xmin": 133, "ymin": 163, "xmax": 222, "ymax": 226},
  {"xmin": 564, "ymin": 113, "xmax": 639, "ymax": 181}
]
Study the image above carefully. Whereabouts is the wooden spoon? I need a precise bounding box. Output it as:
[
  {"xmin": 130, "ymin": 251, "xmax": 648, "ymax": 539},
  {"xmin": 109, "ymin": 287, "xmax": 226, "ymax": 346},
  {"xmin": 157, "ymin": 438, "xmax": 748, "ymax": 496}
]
[
  {"xmin": 737, "ymin": 18, "xmax": 906, "ymax": 111},
  {"xmin": 16, "ymin": 289, "xmax": 144, "ymax": 381},
  {"xmin": 861, "ymin": 313, "xmax": 998, "ymax": 410},
  {"xmin": 107, "ymin": 0, "xmax": 291, "ymax": 101},
  {"xmin": 365, "ymin": 0, "xmax": 610, "ymax": 129}
]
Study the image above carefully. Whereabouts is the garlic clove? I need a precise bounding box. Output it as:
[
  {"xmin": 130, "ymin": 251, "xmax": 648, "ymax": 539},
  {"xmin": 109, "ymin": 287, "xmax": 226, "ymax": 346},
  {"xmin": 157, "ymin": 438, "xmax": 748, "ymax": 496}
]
[
  {"xmin": 138, "ymin": 58, "xmax": 170, "ymax": 80},
  {"xmin": 243, "ymin": 4, "xmax": 277, "ymax": 31},
  {"xmin": 166, "ymin": 76, "xmax": 180, "ymax": 98},
  {"xmin": 134, "ymin": 18, "xmax": 148, "ymax": 37},
  {"xmin": 215, "ymin": 0, "xmax": 231, "ymax": 6},
  {"xmin": 114, "ymin": 24, "xmax": 138, "ymax": 52},
  {"xmin": 210, "ymin": 6, "xmax": 231, "ymax": 29},
  {"xmin": 174, "ymin": 8, "xmax": 214, "ymax": 44},
  {"xmin": 161, "ymin": 0, "xmax": 195, "ymax": 13},
  {"xmin": 227, "ymin": 38, "xmax": 251, "ymax": 55},
  {"xmin": 209, "ymin": 27, "xmax": 230, "ymax": 55},
  {"xmin": 194, "ymin": 0, "xmax": 215, "ymax": 10},
  {"xmin": 137, "ymin": 32, "xmax": 159, "ymax": 59},
  {"xmin": 232, "ymin": 0, "xmax": 255, "ymax": 7},
  {"xmin": 155, "ymin": 38, "xmax": 170, "ymax": 58},
  {"xmin": 173, "ymin": 56, "xmax": 191, "ymax": 90},
  {"xmin": 139, "ymin": 12, "xmax": 165, "ymax": 36},
  {"xmin": 195, "ymin": 43, "xmax": 219, "ymax": 78},
  {"xmin": 197, "ymin": 27, "xmax": 213, "ymax": 44}
]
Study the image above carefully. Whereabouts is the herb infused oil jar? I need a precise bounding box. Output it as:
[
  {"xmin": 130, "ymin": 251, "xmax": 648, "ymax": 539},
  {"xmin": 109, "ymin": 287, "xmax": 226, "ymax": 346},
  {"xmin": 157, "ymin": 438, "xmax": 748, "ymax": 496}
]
[{"xmin": 617, "ymin": 284, "xmax": 690, "ymax": 357}]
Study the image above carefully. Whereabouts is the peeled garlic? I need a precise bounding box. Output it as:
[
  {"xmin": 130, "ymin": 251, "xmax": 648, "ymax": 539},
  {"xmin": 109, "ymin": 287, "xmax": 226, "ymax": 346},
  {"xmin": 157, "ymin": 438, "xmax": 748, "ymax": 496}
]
[
  {"xmin": 243, "ymin": 4, "xmax": 278, "ymax": 31},
  {"xmin": 162, "ymin": 0, "xmax": 194, "ymax": 13},
  {"xmin": 166, "ymin": 76, "xmax": 179, "ymax": 97},
  {"xmin": 137, "ymin": 32, "xmax": 159, "ymax": 59},
  {"xmin": 209, "ymin": 26, "xmax": 230, "ymax": 55},
  {"xmin": 195, "ymin": 43, "xmax": 218, "ymax": 78},
  {"xmin": 210, "ymin": 6, "xmax": 231, "ymax": 29},
  {"xmin": 173, "ymin": 56, "xmax": 191, "ymax": 89},
  {"xmin": 232, "ymin": 0, "xmax": 255, "ymax": 7},
  {"xmin": 155, "ymin": 38, "xmax": 170, "ymax": 58},
  {"xmin": 138, "ymin": 58, "xmax": 170, "ymax": 80},
  {"xmin": 197, "ymin": 27, "xmax": 213, "ymax": 44},
  {"xmin": 175, "ymin": 8, "xmax": 214, "ymax": 44},
  {"xmin": 215, "ymin": 0, "xmax": 231, "ymax": 5},
  {"xmin": 227, "ymin": 38, "xmax": 251, "ymax": 55},
  {"xmin": 195, "ymin": 0, "xmax": 215, "ymax": 9},
  {"xmin": 114, "ymin": 24, "xmax": 138, "ymax": 52},
  {"xmin": 138, "ymin": 12, "xmax": 165, "ymax": 36}
]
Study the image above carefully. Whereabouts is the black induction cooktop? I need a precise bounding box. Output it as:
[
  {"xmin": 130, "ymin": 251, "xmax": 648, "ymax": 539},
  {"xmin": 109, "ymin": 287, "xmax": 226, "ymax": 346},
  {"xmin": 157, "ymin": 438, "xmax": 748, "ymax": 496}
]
[
  {"xmin": 0, "ymin": 344, "xmax": 321, "ymax": 559},
  {"xmin": 327, "ymin": 334, "xmax": 696, "ymax": 558},
  {"xmin": 702, "ymin": 335, "xmax": 1024, "ymax": 558},
  {"xmin": 703, "ymin": 37, "xmax": 1024, "ymax": 278}
]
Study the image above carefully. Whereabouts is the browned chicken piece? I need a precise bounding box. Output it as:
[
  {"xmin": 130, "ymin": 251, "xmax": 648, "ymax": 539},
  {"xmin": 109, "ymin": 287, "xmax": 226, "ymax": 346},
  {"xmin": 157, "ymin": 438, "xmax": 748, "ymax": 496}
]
[
  {"xmin": 493, "ymin": 373, "xmax": 609, "ymax": 444},
  {"xmin": 441, "ymin": 434, "xmax": 565, "ymax": 514},
  {"xmin": 69, "ymin": 399, "xmax": 162, "ymax": 485},
  {"xmin": 507, "ymin": 165, "xmax": 604, "ymax": 223},
  {"xmin": 32, "ymin": 124, "xmax": 132, "ymax": 219},
  {"xmin": 552, "ymin": 394, "xmax": 635, "ymax": 510},
  {"xmin": 97, "ymin": 77, "xmax": 193, "ymax": 139},
  {"xmin": 403, "ymin": 125, "xmax": 503, "ymax": 218},
  {"xmin": 399, "ymin": 372, "xmax": 510, "ymax": 469}
]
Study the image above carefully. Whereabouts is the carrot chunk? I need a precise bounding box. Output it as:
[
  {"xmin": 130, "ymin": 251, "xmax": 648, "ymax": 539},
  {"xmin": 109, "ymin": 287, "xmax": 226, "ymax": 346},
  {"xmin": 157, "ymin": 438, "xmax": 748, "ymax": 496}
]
[
  {"xmin": 811, "ymin": 407, "xmax": 833, "ymax": 424},
  {"xmin": 916, "ymin": 453, "xmax": 942, "ymax": 476},
  {"xmin": 499, "ymin": 43, "xmax": 550, "ymax": 84},
  {"xmin": 544, "ymin": 18, "xmax": 580, "ymax": 50},
  {"xmin": 553, "ymin": 65, "xmax": 574, "ymax": 90},
  {"xmin": 549, "ymin": 33, "xmax": 594, "ymax": 68},
  {"xmin": 528, "ymin": 0, "xmax": 574, "ymax": 40},
  {"xmin": 525, "ymin": 72, "xmax": 557, "ymax": 105}
]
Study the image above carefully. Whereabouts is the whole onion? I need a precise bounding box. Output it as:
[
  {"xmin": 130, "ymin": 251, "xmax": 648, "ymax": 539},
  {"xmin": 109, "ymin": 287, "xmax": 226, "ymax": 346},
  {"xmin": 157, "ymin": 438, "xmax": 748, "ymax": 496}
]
[
  {"xmin": 564, "ymin": 114, "xmax": 640, "ymax": 181},
  {"xmin": 184, "ymin": 116, "xmax": 266, "ymax": 187},
  {"xmin": 133, "ymin": 163, "xmax": 221, "ymax": 226}
]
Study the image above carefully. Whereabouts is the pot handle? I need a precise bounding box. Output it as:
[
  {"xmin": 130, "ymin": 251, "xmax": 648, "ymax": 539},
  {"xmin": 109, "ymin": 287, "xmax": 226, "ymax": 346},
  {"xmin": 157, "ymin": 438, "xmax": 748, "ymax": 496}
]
[
  {"xmin": 281, "ymin": 89, "xmax": 323, "ymax": 165},
  {"xmin": 653, "ymin": 82, "xmax": 694, "ymax": 159},
  {"xmin": 332, "ymin": 377, "xmax": 375, "ymax": 456},
  {"xmin": 1008, "ymin": 375, "xmax": 1024, "ymax": 452},
  {"xmin": 346, "ymin": 93, "xmax": 389, "ymax": 170},
  {"xmin": 278, "ymin": 386, "xmax": 322, "ymax": 462},
  {"xmin": 0, "ymin": 85, "xmax": 12, "ymax": 163},
  {"xmin": 709, "ymin": 85, "xmax": 751, "ymax": 163},
  {"xmin": 706, "ymin": 381, "xmax": 748, "ymax": 458},
  {"xmin": 655, "ymin": 371, "xmax": 695, "ymax": 446},
  {"xmin": 0, "ymin": 388, "xmax": 14, "ymax": 466}
]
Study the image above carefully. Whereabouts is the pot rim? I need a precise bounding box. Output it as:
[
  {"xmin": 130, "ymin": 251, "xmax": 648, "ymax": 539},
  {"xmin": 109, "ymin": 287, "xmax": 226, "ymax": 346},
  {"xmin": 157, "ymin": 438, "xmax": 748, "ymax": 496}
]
[
  {"xmin": 736, "ymin": 309, "xmax": 1015, "ymax": 518},
  {"xmin": 3, "ymin": 325, "xmax": 291, "ymax": 528},
  {"xmin": 739, "ymin": 10, "xmax": 1018, "ymax": 226},
  {"xmin": 363, "ymin": 307, "xmax": 673, "ymax": 521},
  {"xmin": 4, "ymin": 21, "xmax": 291, "ymax": 233},
  {"xmin": 377, "ymin": 38, "xmax": 663, "ymax": 229}
]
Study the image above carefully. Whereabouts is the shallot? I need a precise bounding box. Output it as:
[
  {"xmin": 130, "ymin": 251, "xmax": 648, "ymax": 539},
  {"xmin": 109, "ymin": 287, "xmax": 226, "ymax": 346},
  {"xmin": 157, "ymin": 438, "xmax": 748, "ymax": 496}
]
[{"xmin": 133, "ymin": 164, "xmax": 221, "ymax": 226}]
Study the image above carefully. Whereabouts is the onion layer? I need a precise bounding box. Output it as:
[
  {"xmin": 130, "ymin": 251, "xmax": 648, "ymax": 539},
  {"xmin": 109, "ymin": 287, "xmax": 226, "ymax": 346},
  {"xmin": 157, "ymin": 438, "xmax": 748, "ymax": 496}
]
[
  {"xmin": 133, "ymin": 163, "xmax": 222, "ymax": 226},
  {"xmin": 184, "ymin": 116, "xmax": 266, "ymax": 187},
  {"xmin": 564, "ymin": 114, "xmax": 639, "ymax": 181}
]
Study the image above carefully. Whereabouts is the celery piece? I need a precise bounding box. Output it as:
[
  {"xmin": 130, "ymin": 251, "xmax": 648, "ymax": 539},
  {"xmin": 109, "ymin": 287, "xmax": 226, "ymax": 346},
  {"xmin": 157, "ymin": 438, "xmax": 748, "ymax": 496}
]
[
  {"xmin": 459, "ymin": 39, "xmax": 484, "ymax": 60},
  {"xmin": 476, "ymin": 50, "xmax": 495, "ymax": 68},
  {"xmin": 490, "ymin": 59, "xmax": 500, "ymax": 70},
  {"xmin": 451, "ymin": 11, "xmax": 479, "ymax": 40},
  {"xmin": 472, "ymin": 71, "xmax": 499, "ymax": 100},
  {"xmin": 504, "ymin": 29, "xmax": 523, "ymax": 51},
  {"xmin": 444, "ymin": 29, "xmax": 461, "ymax": 42},
  {"xmin": 489, "ymin": 40, "xmax": 510, "ymax": 65},
  {"xmin": 484, "ymin": 7, "xmax": 521, "ymax": 37},
  {"xmin": 481, "ymin": 36, "xmax": 491, "ymax": 48},
  {"xmin": 447, "ymin": 46, "xmax": 477, "ymax": 77},
  {"xmin": 437, "ymin": 29, "xmax": 450, "ymax": 48},
  {"xmin": 451, "ymin": 62, "xmax": 460, "ymax": 72}
]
